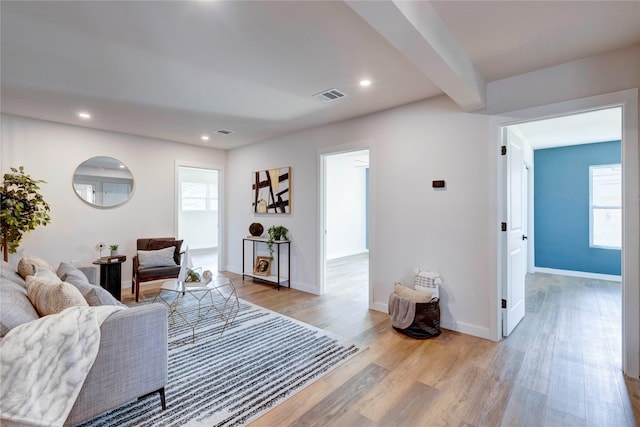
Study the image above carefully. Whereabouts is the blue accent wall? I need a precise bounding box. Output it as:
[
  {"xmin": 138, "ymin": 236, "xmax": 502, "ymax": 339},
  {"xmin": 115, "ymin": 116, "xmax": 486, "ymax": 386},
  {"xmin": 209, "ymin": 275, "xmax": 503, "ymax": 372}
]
[{"xmin": 534, "ymin": 141, "xmax": 621, "ymax": 275}]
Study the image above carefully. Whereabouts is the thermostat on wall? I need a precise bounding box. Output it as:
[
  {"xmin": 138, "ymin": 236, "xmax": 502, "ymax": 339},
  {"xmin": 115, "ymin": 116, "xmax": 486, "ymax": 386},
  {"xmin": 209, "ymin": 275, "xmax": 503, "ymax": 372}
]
[{"xmin": 432, "ymin": 180, "xmax": 446, "ymax": 189}]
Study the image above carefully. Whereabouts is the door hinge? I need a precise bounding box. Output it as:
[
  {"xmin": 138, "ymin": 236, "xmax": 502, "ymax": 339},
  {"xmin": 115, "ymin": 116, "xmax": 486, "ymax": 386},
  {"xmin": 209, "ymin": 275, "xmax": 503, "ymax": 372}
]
[
  {"xmin": 502, "ymin": 299, "xmax": 507, "ymax": 309},
  {"xmin": 501, "ymin": 222, "xmax": 507, "ymax": 232},
  {"xmin": 501, "ymin": 146, "xmax": 507, "ymax": 155}
]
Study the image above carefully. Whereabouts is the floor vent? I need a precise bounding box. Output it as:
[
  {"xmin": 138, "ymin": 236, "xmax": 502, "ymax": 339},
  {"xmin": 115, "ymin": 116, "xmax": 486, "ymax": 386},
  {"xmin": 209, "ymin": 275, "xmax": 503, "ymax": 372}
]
[
  {"xmin": 215, "ymin": 129, "xmax": 234, "ymax": 135},
  {"xmin": 313, "ymin": 88, "xmax": 347, "ymax": 103}
]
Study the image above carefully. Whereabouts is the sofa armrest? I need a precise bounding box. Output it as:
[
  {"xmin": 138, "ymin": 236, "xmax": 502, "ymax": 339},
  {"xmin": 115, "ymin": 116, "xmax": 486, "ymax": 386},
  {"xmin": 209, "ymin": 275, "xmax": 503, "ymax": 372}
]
[{"xmin": 66, "ymin": 303, "xmax": 168, "ymax": 425}]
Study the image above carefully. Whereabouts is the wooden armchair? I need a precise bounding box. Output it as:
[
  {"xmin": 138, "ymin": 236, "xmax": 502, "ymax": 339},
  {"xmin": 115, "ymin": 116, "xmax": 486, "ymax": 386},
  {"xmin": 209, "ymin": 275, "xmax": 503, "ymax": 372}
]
[{"xmin": 132, "ymin": 238, "xmax": 183, "ymax": 302}]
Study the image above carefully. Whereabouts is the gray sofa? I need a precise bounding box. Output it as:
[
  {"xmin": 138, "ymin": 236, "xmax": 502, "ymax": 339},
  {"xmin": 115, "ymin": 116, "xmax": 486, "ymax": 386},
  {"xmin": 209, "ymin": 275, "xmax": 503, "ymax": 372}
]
[{"xmin": 0, "ymin": 260, "xmax": 168, "ymax": 426}]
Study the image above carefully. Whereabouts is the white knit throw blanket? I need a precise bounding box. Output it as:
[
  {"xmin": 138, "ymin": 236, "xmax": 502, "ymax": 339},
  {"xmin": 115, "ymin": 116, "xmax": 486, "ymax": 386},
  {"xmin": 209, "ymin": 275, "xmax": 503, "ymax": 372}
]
[{"xmin": 0, "ymin": 305, "xmax": 123, "ymax": 427}]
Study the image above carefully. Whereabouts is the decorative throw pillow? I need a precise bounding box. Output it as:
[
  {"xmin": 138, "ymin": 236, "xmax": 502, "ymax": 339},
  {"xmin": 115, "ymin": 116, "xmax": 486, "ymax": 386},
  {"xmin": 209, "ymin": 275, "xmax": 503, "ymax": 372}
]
[
  {"xmin": 394, "ymin": 282, "xmax": 432, "ymax": 303},
  {"xmin": 1, "ymin": 261, "xmax": 25, "ymax": 287},
  {"xmin": 56, "ymin": 262, "xmax": 89, "ymax": 283},
  {"xmin": 146, "ymin": 239, "xmax": 183, "ymax": 265},
  {"xmin": 66, "ymin": 277, "xmax": 125, "ymax": 307},
  {"xmin": 138, "ymin": 246, "xmax": 178, "ymax": 269},
  {"xmin": 17, "ymin": 256, "xmax": 57, "ymax": 279},
  {"xmin": 0, "ymin": 278, "xmax": 40, "ymax": 337},
  {"xmin": 26, "ymin": 275, "xmax": 88, "ymax": 316}
]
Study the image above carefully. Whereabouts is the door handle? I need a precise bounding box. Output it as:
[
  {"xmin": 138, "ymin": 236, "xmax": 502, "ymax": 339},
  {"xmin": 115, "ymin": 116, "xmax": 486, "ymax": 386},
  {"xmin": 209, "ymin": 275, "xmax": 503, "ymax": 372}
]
[{"xmin": 522, "ymin": 235, "xmax": 528, "ymax": 241}]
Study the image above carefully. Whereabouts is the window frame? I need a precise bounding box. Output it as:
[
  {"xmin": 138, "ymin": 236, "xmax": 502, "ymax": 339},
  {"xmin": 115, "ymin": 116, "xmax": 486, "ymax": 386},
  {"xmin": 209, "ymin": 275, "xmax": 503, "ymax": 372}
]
[
  {"xmin": 589, "ymin": 163, "xmax": 622, "ymax": 250},
  {"xmin": 181, "ymin": 181, "xmax": 218, "ymax": 212}
]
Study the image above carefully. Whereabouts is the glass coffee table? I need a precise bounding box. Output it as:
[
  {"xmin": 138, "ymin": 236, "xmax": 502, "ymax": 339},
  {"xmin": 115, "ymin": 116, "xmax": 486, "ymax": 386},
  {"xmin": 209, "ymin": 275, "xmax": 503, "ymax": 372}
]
[{"xmin": 153, "ymin": 276, "xmax": 239, "ymax": 343}]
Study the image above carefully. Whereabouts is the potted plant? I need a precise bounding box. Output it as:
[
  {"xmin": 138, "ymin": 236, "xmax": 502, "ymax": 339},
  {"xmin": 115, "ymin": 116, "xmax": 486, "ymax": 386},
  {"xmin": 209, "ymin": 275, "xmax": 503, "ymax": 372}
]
[
  {"xmin": 266, "ymin": 225, "xmax": 289, "ymax": 259},
  {"xmin": 109, "ymin": 244, "xmax": 119, "ymax": 256},
  {"xmin": 1, "ymin": 166, "xmax": 51, "ymax": 262}
]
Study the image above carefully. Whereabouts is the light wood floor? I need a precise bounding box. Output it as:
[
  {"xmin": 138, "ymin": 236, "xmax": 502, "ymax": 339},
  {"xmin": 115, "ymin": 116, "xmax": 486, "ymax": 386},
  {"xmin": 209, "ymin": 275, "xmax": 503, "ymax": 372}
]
[{"xmin": 126, "ymin": 270, "xmax": 640, "ymax": 426}]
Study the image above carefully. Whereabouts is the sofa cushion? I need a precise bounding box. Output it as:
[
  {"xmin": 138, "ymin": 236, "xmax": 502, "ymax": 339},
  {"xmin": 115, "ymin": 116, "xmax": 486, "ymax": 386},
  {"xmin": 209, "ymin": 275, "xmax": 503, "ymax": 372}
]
[
  {"xmin": 138, "ymin": 247, "xmax": 177, "ymax": 269},
  {"xmin": 66, "ymin": 277, "xmax": 125, "ymax": 307},
  {"xmin": 1, "ymin": 261, "xmax": 25, "ymax": 287},
  {"xmin": 17, "ymin": 255, "xmax": 57, "ymax": 279},
  {"xmin": 394, "ymin": 282, "xmax": 432, "ymax": 303},
  {"xmin": 57, "ymin": 262, "xmax": 90, "ymax": 283},
  {"xmin": 145, "ymin": 239, "xmax": 182, "ymax": 265},
  {"xmin": 0, "ymin": 278, "xmax": 39, "ymax": 337},
  {"xmin": 26, "ymin": 275, "xmax": 88, "ymax": 316},
  {"xmin": 57, "ymin": 262, "xmax": 124, "ymax": 307}
]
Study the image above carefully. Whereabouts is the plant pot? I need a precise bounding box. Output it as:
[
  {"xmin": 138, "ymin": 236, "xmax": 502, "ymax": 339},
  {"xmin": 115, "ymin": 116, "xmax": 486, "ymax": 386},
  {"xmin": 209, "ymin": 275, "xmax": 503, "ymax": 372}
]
[{"xmin": 111, "ymin": 250, "xmax": 118, "ymax": 256}]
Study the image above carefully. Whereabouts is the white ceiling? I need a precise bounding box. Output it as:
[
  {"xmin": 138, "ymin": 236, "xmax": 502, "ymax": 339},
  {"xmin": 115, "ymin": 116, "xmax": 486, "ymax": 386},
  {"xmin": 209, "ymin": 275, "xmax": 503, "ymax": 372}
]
[
  {"xmin": 510, "ymin": 107, "xmax": 622, "ymax": 150},
  {"xmin": 1, "ymin": 1, "xmax": 639, "ymax": 150}
]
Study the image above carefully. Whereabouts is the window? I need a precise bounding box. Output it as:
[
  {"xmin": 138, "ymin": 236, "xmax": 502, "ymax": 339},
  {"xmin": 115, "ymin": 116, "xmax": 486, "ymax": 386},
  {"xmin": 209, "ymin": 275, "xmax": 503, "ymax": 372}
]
[
  {"xmin": 590, "ymin": 164, "xmax": 621, "ymax": 249},
  {"xmin": 181, "ymin": 182, "xmax": 218, "ymax": 211}
]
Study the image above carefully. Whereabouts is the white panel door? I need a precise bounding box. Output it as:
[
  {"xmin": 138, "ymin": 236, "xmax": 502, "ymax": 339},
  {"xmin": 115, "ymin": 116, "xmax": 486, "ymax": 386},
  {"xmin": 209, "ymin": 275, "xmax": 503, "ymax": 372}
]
[{"xmin": 504, "ymin": 134, "xmax": 526, "ymax": 336}]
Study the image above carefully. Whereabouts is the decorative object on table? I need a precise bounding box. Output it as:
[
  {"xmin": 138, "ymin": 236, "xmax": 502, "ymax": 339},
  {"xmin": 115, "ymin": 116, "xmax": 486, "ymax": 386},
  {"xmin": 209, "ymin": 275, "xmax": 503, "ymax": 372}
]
[
  {"xmin": 248, "ymin": 222, "xmax": 264, "ymax": 237},
  {"xmin": 253, "ymin": 256, "xmax": 271, "ymax": 276},
  {"xmin": 109, "ymin": 244, "xmax": 119, "ymax": 256},
  {"xmin": 81, "ymin": 297, "xmax": 361, "ymax": 427},
  {"xmin": 202, "ymin": 270, "xmax": 213, "ymax": 285},
  {"xmin": 95, "ymin": 242, "xmax": 106, "ymax": 258},
  {"xmin": 1, "ymin": 166, "xmax": 52, "ymax": 262},
  {"xmin": 266, "ymin": 225, "xmax": 289, "ymax": 259},
  {"xmin": 251, "ymin": 166, "xmax": 291, "ymax": 214},
  {"xmin": 185, "ymin": 268, "xmax": 202, "ymax": 283}
]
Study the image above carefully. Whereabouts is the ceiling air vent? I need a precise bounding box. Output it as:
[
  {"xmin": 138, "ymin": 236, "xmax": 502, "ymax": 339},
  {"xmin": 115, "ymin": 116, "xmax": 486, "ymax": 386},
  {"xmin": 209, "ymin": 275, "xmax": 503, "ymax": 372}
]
[
  {"xmin": 313, "ymin": 88, "xmax": 347, "ymax": 103},
  {"xmin": 215, "ymin": 129, "xmax": 234, "ymax": 135}
]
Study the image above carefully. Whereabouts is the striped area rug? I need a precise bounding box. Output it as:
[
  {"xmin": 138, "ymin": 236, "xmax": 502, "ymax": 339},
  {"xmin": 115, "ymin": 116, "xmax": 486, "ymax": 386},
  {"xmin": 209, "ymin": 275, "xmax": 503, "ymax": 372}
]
[{"xmin": 78, "ymin": 293, "xmax": 362, "ymax": 427}]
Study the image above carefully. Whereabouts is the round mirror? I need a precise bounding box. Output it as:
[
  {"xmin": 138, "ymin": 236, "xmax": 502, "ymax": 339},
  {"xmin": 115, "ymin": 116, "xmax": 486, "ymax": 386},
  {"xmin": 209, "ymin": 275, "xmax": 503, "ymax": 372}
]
[{"xmin": 73, "ymin": 156, "xmax": 134, "ymax": 208}]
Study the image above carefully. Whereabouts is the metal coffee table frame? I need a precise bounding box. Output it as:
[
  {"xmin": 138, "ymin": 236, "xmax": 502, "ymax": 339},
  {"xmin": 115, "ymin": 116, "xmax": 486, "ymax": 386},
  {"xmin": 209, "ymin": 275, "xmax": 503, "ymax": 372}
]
[{"xmin": 153, "ymin": 276, "xmax": 239, "ymax": 343}]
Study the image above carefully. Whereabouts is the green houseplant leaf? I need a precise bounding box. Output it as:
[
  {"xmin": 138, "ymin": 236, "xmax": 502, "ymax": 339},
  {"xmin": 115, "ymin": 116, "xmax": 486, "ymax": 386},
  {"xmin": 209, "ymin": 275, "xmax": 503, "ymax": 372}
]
[
  {"xmin": 266, "ymin": 225, "xmax": 289, "ymax": 259},
  {"xmin": 1, "ymin": 166, "xmax": 51, "ymax": 261}
]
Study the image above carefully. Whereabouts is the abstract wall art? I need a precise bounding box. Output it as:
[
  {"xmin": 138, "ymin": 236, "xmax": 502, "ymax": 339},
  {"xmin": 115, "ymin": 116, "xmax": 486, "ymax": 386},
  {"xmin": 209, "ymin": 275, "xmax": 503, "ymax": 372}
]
[{"xmin": 252, "ymin": 167, "xmax": 291, "ymax": 214}]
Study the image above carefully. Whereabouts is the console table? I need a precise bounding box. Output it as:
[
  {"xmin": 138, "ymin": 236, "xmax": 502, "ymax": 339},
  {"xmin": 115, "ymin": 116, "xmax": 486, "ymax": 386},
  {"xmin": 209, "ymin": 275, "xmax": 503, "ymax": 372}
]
[
  {"xmin": 242, "ymin": 237, "xmax": 290, "ymax": 290},
  {"xmin": 93, "ymin": 256, "xmax": 126, "ymax": 301}
]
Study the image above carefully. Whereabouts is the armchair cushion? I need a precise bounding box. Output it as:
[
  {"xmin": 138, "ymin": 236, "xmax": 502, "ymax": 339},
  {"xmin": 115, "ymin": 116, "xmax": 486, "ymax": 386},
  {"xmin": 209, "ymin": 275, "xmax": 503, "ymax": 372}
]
[
  {"xmin": 143, "ymin": 239, "xmax": 183, "ymax": 265},
  {"xmin": 138, "ymin": 247, "xmax": 177, "ymax": 269},
  {"xmin": 136, "ymin": 265, "xmax": 181, "ymax": 280}
]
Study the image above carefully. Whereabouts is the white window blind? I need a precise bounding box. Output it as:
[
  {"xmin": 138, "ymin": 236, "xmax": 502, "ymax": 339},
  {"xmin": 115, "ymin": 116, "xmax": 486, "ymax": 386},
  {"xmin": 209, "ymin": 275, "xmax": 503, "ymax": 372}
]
[{"xmin": 590, "ymin": 164, "xmax": 621, "ymax": 249}]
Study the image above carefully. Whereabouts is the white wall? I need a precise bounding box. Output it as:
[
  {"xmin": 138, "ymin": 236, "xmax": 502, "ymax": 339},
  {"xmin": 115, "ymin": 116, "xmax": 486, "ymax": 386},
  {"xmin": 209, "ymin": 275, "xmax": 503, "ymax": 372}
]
[
  {"xmin": 226, "ymin": 45, "xmax": 640, "ymax": 344},
  {"xmin": 1, "ymin": 44, "xmax": 637, "ymax": 367},
  {"xmin": 226, "ymin": 96, "xmax": 494, "ymax": 337},
  {"xmin": 326, "ymin": 151, "xmax": 368, "ymax": 260},
  {"xmin": 1, "ymin": 114, "xmax": 226, "ymax": 287}
]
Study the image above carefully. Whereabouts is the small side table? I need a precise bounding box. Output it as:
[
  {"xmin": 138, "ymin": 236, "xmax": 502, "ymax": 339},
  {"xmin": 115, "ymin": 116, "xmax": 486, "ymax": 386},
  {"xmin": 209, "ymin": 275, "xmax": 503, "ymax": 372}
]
[{"xmin": 93, "ymin": 257, "xmax": 126, "ymax": 301}]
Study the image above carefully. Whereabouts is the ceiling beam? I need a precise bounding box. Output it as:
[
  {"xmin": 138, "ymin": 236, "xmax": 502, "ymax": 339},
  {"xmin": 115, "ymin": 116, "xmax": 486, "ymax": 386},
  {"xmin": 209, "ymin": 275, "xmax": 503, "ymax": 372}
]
[{"xmin": 346, "ymin": 0, "xmax": 486, "ymax": 112}]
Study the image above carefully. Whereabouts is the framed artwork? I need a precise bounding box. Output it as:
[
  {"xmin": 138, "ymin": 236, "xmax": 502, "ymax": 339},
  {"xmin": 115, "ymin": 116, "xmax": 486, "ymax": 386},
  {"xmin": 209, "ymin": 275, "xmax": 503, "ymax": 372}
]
[
  {"xmin": 252, "ymin": 167, "xmax": 291, "ymax": 214},
  {"xmin": 253, "ymin": 256, "xmax": 271, "ymax": 276}
]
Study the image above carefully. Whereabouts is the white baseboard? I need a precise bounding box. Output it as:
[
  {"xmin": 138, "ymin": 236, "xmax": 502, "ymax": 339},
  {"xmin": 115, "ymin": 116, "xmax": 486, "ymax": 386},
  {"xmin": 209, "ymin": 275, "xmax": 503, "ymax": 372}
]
[
  {"xmin": 440, "ymin": 319, "xmax": 495, "ymax": 341},
  {"xmin": 534, "ymin": 267, "xmax": 621, "ymax": 282},
  {"xmin": 371, "ymin": 301, "xmax": 387, "ymax": 313},
  {"xmin": 370, "ymin": 302, "xmax": 494, "ymax": 341}
]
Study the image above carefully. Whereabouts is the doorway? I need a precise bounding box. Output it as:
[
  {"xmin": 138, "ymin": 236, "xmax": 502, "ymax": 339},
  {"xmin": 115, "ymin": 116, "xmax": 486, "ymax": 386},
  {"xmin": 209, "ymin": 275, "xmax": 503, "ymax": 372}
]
[
  {"xmin": 177, "ymin": 165, "xmax": 220, "ymax": 273},
  {"xmin": 502, "ymin": 105, "xmax": 624, "ymax": 364},
  {"xmin": 320, "ymin": 149, "xmax": 370, "ymax": 304}
]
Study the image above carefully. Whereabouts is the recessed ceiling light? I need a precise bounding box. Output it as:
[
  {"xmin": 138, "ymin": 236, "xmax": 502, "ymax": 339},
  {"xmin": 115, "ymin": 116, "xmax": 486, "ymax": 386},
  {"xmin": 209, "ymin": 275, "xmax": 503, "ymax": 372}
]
[
  {"xmin": 359, "ymin": 79, "xmax": 371, "ymax": 87},
  {"xmin": 77, "ymin": 111, "xmax": 91, "ymax": 119},
  {"xmin": 118, "ymin": 164, "xmax": 125, "ymax": 169},
  {"xmin": 201, "ymin": 135, "xmax": 210, "ymax": 141}
]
